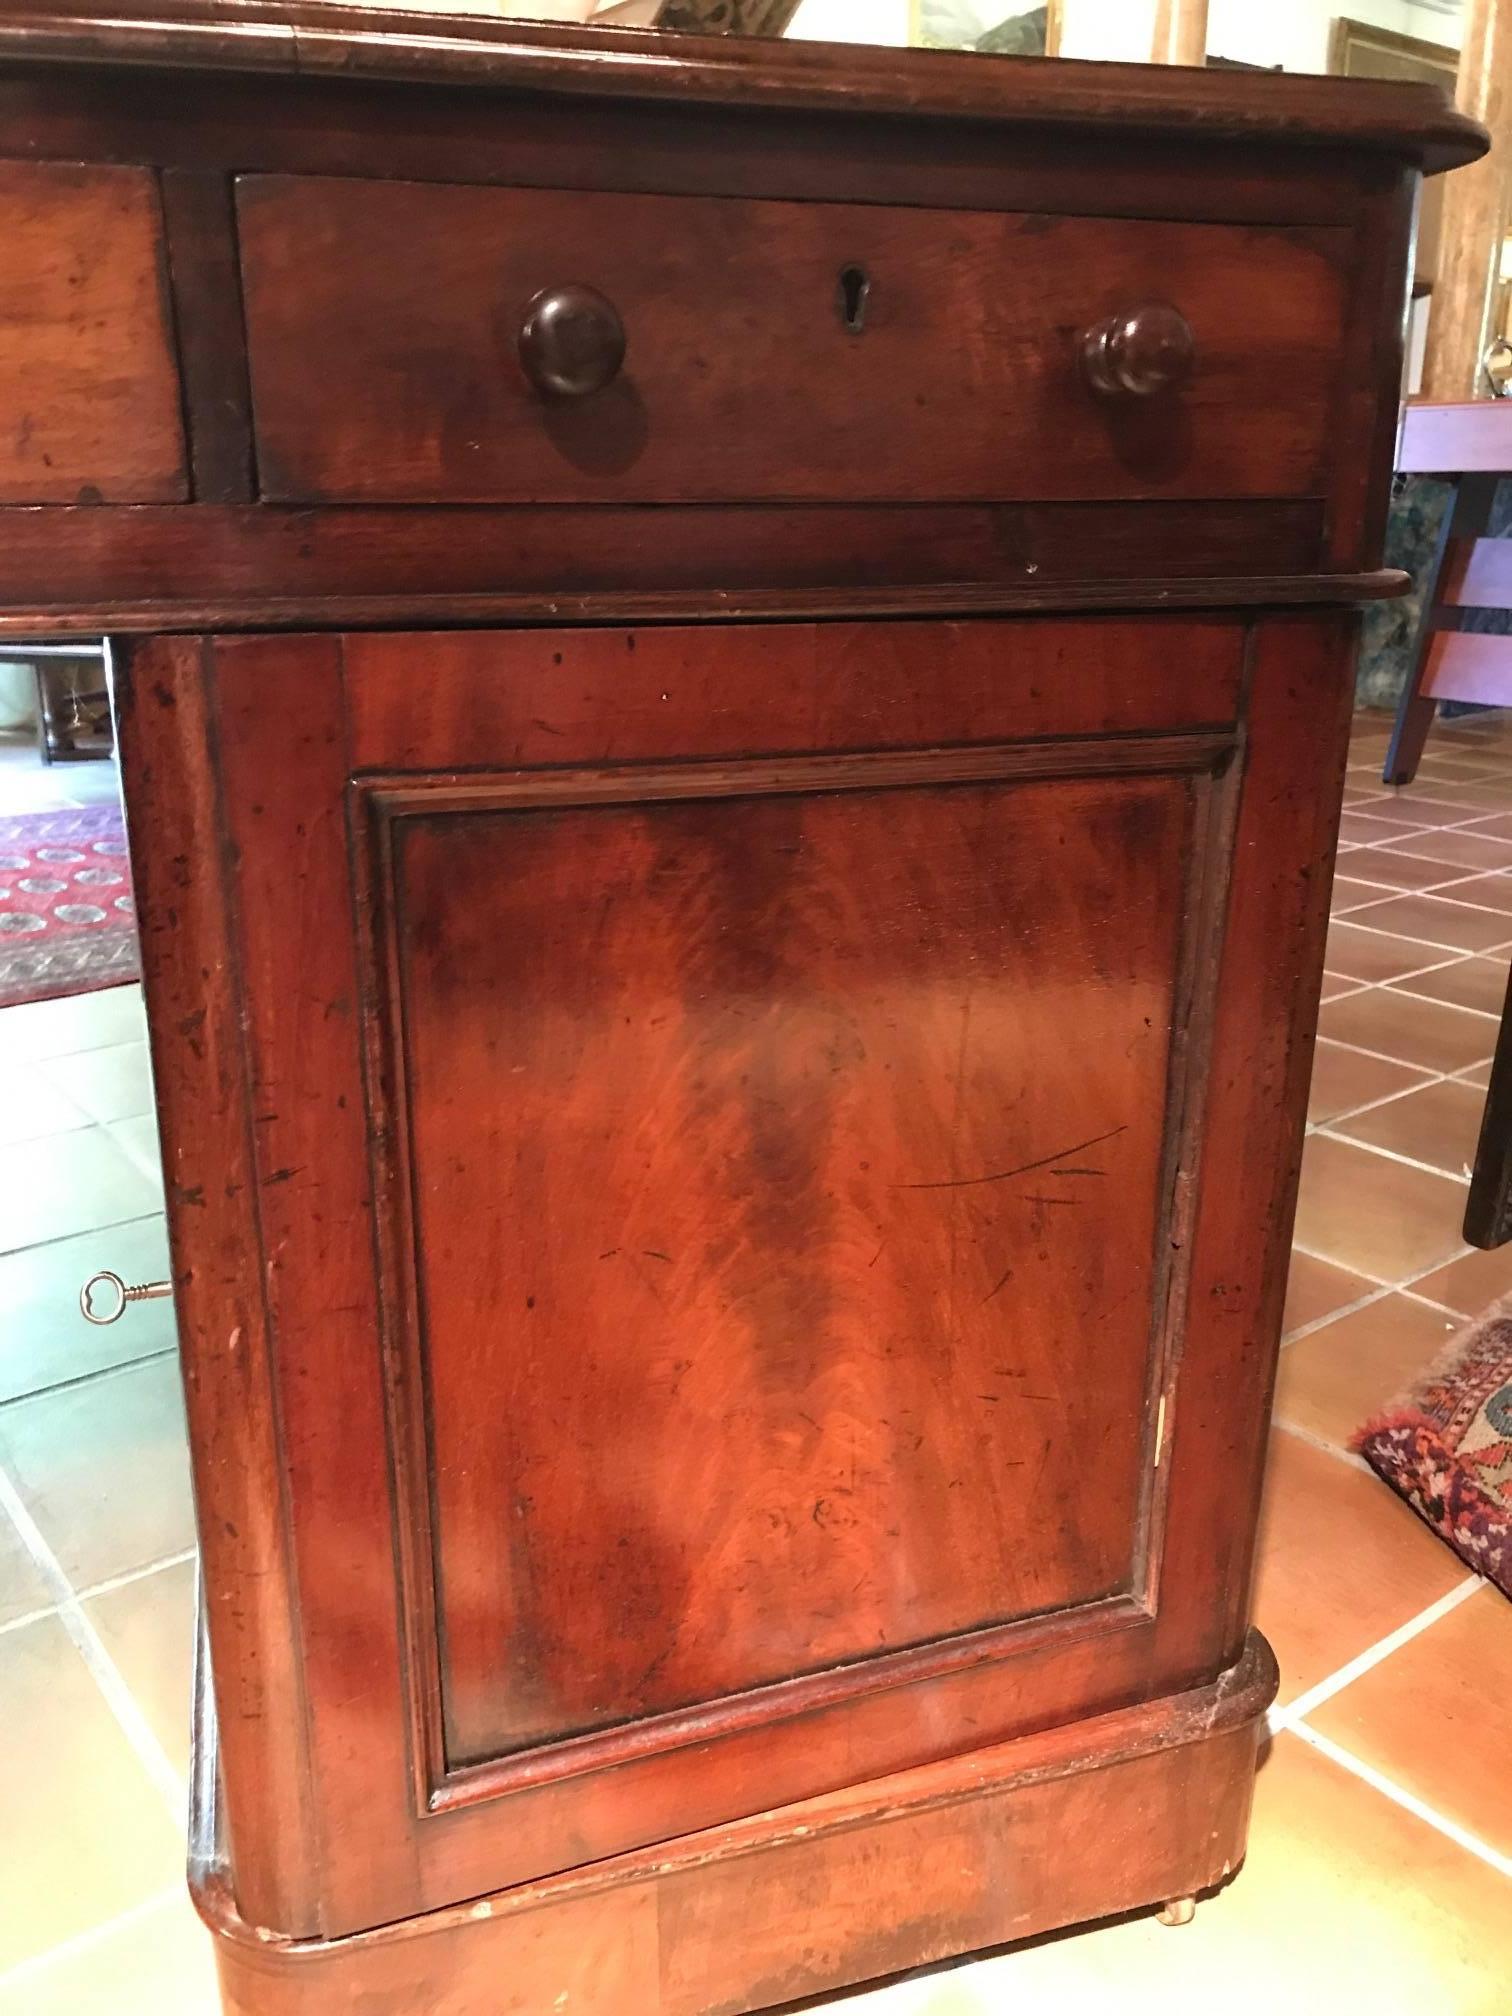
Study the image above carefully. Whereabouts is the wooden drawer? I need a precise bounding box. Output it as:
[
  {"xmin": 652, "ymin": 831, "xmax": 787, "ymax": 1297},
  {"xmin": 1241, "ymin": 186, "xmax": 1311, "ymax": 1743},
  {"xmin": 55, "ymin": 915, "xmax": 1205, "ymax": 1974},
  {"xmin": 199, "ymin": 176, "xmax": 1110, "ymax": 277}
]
[
  {"xmin": 0, "ymin": 162, "xmax": 186, "ymax": 504},
  {"xmin": 237, "ymin": 175, "xmax": 1349, "ymax": 508}
]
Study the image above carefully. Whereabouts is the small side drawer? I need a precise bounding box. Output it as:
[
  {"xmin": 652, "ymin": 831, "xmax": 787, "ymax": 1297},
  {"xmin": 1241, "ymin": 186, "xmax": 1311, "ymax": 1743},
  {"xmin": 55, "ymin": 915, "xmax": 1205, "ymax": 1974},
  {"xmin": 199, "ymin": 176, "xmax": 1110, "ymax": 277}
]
[
  {"xmin": 237, "ymin": 175, "xmax": 1349, "ymax": 510},
  {"xmin": 0, "ymin": 162, "xmax": 186, "ymax": 505}
]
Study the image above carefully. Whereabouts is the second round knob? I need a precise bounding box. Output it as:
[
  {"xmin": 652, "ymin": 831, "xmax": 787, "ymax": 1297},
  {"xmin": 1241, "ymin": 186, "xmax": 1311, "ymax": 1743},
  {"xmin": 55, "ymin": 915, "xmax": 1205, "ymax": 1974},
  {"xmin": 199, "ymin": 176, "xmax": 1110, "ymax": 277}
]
[
  {"xmin": 1081, "ymin": 302, "xmax": 1195, "ymax": 399},
  {"xmin": 518, "ymin": 285, "xmax": 626, "ymax": 399}
]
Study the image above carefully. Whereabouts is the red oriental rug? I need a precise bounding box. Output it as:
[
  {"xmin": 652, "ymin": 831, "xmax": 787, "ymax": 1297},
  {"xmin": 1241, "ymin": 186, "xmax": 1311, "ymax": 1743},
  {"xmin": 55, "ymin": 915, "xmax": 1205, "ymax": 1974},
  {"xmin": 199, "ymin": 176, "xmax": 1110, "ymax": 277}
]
[
  {"xmin": 1355, "ymin": 1298, "xmax": 1512, "ymax": 1599},
  {"xmin": 0, "ymin": 804, "xmax": 139, "ymax": 1008}
]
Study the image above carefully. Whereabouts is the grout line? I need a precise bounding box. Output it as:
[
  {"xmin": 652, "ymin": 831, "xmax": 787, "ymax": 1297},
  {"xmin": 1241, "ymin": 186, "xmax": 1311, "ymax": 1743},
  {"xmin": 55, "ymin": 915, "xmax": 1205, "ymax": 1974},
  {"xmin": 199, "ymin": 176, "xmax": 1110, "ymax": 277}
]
[
  {"xmin": 0, "ymin": 1463, "xmax": 186, "ymax": 1822},
  {"xmin": 1271, "ymin": 1417, "xmax": 1372, "ymax": 1474},
  {"xmin": 0, "ymin": 1544, "xmax": 198, "ymax": 1642},
  {"xmin": 1326, "ymin": 914, "xmax": 1512, "ymax": 957},
  {"xmin": 1282, "ymin": 1720, "xmax": 1512, "ymax": 1881},
  {"xmin": 1287, "ymin": 1238, "xmax": 1475, "ymax": 1298},
  {"xmin": 0, "ymin": 1885, "xmax": 186, "ymax": 1993},
  {"xmin": 1384, "ymin": 980, "xmax": 1503, "ymax": 1021},
  {"xmin": 1269, "ymin": 1577, "xmax": 1483, "ymax": 1734},
  {"xmin": 103, "ymin": 1116, "xmax": 164, "ymax": 1188},
  {"xmin": 1312, "ymin": 1128, "xmax": 1472, "ymax": 1186},
  {"xmin": 0, "ymin": 1204, "xmax": 167, "ymax": 1267},
  {"xmin": 1280, "ymin": 1279, "xmax": 1397, "ymax": 1349},
  {"xmin": 1397, "ymin": 1286, "xmax": 1473, "ymax": 1321},
  {"xmin": 0, "ymin": 1345, "xmax": 179, "ymax": 1417}
]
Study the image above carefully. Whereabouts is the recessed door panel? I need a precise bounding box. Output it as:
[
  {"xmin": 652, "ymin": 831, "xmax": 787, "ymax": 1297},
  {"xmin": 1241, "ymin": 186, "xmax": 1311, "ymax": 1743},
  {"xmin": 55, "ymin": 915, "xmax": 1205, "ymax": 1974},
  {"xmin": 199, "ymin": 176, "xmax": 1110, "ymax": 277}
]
[{"xmin": 392, "ymin": 767, "xmax": 1189, "ymax": 1769}]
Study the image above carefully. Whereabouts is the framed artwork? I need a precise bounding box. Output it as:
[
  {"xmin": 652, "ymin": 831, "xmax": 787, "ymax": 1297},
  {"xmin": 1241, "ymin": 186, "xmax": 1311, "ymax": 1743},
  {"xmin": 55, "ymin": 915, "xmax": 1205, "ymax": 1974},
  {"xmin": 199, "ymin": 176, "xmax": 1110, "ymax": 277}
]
[
  {"xmin": 1329, "ymin": 17, "xmax": 1458, "ymax": 294},
  {"xmin": 910, "ymin": 1, "xmax": 1061, "ymax": 56}
]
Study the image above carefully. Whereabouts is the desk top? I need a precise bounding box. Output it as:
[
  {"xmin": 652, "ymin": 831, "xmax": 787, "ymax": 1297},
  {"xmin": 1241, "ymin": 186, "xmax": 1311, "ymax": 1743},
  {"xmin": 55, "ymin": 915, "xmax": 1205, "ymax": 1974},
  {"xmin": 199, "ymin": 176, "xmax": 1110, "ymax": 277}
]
[{"xmin": 0, "ymin": 3, "xmax": 1487, "ymax": 172}]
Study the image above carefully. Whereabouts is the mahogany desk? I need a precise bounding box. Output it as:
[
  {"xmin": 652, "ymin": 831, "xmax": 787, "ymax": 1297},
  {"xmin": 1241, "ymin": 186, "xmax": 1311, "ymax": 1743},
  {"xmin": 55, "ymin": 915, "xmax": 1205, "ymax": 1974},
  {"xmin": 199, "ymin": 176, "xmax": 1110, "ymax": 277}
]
[{"xmin": 0, "ymin": 9, "xmax": 1482, "ymax": 2013}]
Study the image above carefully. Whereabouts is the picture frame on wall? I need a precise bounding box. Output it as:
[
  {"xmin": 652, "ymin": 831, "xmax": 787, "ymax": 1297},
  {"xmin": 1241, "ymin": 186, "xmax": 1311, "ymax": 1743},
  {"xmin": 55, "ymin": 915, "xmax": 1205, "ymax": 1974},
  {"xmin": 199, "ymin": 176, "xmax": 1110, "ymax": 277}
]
[
  {"xmin": 909, "ymin": 0, "xmax": 1061, "ymax": 56},
  {"xmin": 1329, "ymin": 16, "xmax": 1458, "ymax": 295}
]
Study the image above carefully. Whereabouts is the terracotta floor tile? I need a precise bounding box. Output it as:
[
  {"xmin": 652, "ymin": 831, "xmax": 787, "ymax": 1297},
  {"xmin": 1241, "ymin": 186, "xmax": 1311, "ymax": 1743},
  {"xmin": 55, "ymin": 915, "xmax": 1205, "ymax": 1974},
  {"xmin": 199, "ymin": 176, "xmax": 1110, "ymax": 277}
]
[
  {"xmin": 1251, "ymin": 1430, "xmax": 1466, "ymax": 1704},
  {"xmin": 0, "ymin": 1072, "xmax": 88, "ymax": 1148},
  {"xmin": 1330, "ymin": 848, "xmax": 1461, "ymax": 893},
  {"xmin": 1272, "ymin": 1294, "xmax": 1457, "ymax": 1451},
  {"xmin": 1292, "ymin": 1136, "xmax": 1467, "ymax": 1281},
  {"xmin": 0, "ymin": 1890, "xmax": 218, "ymax": 2016},
  {"xmin": 84, "ymin": 1558, "xmax": 196, "ymax": 1781},
  {"xmin": 0, "ymin": 1213, "xmax": 174, "ymax": 1406},
  {"xmin": 1331, "ymin": 874, "xmax": 1406, "ymax": 911},
  {"xmin": 1457, "ymin": 1059, "xmax": 1493, "ymax": 1091},
  {"xmin": 1389, "ymin": 955, "xmax": 1511, "ymax": 1016},
  {"xmin": 1338, "ymin": 811, "xmax": 1433, "ymax": 845},
  {"xmin": 1331, "ymin": 1077, "xmax": 1487, "ymax": 1177},
  {"xmin": 0, "ymin": 1505, "xmax": 49, "ymax": 1628},
  {"xmin": 0, "ymin": 1123, "xmax": 161, "ymax": 1257},
  {"xmin": 1458, "ymin": 810, "xmax": 1512, "ymax": 840},
  {"xmin": 1318, "ymin": 972, "xmax": 1365, "ymax": 1004},
  {"xmin": 1382, "ymin": 828, "xmax": 1512, "ymax": 870},
  {"xmin": 1323, "ymin": 920, "xmax": 1455, "ymax": 984},
  {"xmin": 0, "ymin": 985, "xmax": 146, "ymax": 1064},
  {"xmin": 1308, "ymin": 1587, "xmax": 1512, "ymax": 1864},
  {"xmin": 1432, "ymin": 872, "xmax": 1512, "ymax": 916},
  {"xmin": 1305, "ymin": 1040, "xmax": 1429, "ymax": 1124},
  {"xmin": 1341, "ymin": 796, "xmax": 1474, "ymax": 831},
  {"xmin": 1315, "ymin": 988, "xmax": 1496, "ymax": 1073},
  {"xmin": 37, "ymin": 1037, "xmax": 154, "ymax": 1125},
  {"xmin": 1340, "ymin": 893, "xmax": 1512, "ymax": 955},
  {"xmin": 0, "ymin": 1356, "xmax": 195, "ymax": 1590},
  {"xmin": 1282, "ymin": 1251, "xmax": 1375, "ymax": 1337},
  {"xmin": 1411, "ymin": 1245, "xmax": 1512, "ymax": 1318},
  {"xmin": 0, "ymin": 1616, "xmax": 183, "ymax": 1972}
]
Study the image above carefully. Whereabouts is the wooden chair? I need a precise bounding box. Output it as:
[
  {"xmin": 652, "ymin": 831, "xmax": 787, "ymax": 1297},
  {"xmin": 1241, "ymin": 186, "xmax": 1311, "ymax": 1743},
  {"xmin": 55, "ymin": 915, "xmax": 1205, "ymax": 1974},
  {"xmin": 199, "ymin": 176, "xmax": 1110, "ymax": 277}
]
[{"xmin": 1384, "ymin": 400, "xmax": 1512, "ymax": 785}]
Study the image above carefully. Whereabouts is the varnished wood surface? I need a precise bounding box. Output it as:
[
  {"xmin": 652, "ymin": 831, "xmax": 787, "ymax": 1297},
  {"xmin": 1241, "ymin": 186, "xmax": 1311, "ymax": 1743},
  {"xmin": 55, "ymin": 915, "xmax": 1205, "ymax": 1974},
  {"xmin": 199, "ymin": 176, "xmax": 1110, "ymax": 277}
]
[
  {"xmin": 0, "ymin": 160, "xmax": 185, "ymax": 503},
  {"xmin": 0, "ymin": 6, "xmax": 1484, "ymax": 171},
  {"xmin": 240, "ymin": 175, "xmax": 1348, "ymax": 506},
  {"xmin": 193, "ymin": 1630, "xmax": 1276, "ymax": 2016},
  {"xmin": 402, "ymin": 768, "xmax": 1188, "ymax": 1770},
  {"xmin": 114, "ymin": 642, "xmax": 322, "ymax": 1934},
  {"xmin": 0, "ymin": 570, "xmax": 1411, "ymax": 639},
  {"xmin": 43, "ymin": 14, "xmax": 1459, "ymax": 2004},
  {"xmin": 0, "ymin": 500, "xmax": 1331, "ymax": 614},
  {"xmin": 343, "ymin": 617, "xmax": 1245, "ymax": 772}
]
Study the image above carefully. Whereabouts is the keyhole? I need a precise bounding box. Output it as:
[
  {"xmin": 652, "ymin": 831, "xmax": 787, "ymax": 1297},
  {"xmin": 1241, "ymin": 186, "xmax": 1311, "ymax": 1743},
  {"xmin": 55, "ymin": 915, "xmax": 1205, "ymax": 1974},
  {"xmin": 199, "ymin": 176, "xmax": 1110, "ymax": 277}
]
[{"xmin": 838, "ymin": 263, "xmax": 870, "ymax": 334}]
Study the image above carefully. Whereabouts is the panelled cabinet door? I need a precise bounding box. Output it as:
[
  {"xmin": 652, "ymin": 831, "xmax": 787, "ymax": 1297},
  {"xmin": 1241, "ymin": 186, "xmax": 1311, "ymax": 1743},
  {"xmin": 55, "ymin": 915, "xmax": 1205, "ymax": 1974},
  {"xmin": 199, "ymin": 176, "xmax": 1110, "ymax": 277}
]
[{"xmin": 130, "ymin": 612, "xmax": 1348, "ymax": 1935}]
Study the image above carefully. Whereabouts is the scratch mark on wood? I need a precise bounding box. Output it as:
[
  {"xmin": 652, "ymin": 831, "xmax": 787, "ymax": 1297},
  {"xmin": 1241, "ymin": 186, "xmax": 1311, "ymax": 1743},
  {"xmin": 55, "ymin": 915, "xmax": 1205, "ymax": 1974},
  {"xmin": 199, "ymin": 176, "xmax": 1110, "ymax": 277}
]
[{"xmin": 898, "ymin": 1123, "xmax": 1127, "ymax": 1191}]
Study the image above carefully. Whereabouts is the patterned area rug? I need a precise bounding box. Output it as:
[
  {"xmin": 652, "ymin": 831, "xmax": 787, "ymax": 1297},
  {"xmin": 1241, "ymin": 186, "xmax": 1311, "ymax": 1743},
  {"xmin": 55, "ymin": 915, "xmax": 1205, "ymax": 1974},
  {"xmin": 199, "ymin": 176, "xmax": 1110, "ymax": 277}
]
[
  {"xmin": 1356, "ymin": 1299, "xmax": 1512, "ymax": 1599},
  {"xmin": 0, "ymin": 804, "xmax": 139, "ymax": 1008}
]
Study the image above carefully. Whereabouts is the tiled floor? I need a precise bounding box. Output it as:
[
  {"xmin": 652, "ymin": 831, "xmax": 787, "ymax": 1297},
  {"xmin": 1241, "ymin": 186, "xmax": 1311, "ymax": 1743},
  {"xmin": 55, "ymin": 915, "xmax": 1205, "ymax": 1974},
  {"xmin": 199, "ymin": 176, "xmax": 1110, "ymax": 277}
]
[{"xmin": 0, "ymin": 716, "xmax": 1509, "ymax": 2012}]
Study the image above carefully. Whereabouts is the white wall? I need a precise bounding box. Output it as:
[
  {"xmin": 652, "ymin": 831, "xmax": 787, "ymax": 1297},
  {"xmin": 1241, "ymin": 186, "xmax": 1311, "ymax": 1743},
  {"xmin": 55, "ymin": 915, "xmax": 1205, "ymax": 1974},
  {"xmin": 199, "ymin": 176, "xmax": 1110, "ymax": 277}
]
[
  {"xmin": 784, "ymin": 0, "xmax": 1464, "ymax": 66},
  {"xmin": 1206, "ymin": 0, "xmax": 1461, "ymax": 72},
  {"xmin": 788, "ymin": 0, "xmax": 912, "ymax": 45}
]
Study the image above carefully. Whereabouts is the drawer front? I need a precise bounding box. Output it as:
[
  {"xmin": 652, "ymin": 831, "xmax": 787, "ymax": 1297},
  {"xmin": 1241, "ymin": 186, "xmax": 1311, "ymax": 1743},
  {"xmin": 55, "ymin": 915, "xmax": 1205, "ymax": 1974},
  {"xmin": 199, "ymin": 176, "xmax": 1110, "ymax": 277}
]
[
  {"xmin": 238, "ymin": 175, "xmax": 1348, "ymax": 508},
  {"xmin": 0, "ymin": 163, "xmax": 186, "ymax": 504},
  {"xmin": 127, "ymin": 610, "xmax": 1358, "ymax": 1936}
]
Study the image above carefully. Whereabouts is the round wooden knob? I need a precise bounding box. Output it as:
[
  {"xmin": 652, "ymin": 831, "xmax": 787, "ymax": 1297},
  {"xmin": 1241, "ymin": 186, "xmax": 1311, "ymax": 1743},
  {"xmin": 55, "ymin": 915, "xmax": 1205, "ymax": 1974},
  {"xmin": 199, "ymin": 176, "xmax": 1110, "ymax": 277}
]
[
  {"xmin": 518, "ymin": 285, "xmax": 626, "ymax": 399},
  {"xmin": 1081, "ymin": 302, "xmax": 1195, "ymax": 398}
]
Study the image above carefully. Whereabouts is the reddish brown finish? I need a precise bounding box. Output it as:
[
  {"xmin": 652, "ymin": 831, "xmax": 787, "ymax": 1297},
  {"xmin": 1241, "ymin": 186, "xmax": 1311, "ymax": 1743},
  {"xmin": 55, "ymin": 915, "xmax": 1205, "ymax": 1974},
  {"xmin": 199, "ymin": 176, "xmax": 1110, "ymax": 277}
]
[
  {"xmin": 0, "ymin": 160, "xmax": 185, "ymax": 503},
  {"xmin": 0, "ymin": 6, "xmax": 1484, "ymax": 173},
  {"xmin": 0, "ymin": 501, "xmax": 1337, "ymax": 634},
  {"xmin": 196, "ymin": 1632, "xmax": 1275, "ymax": 2016},
  {"xmin": 113, "ymin": 640, "xmax": 322, "ymax": 1934},
  {"xmin": 403, "ymin": 769, "xmax": 1185, "ymax": 1769},
  {"xmin": 343, "ymin": 617, "xmax": 1245, "ymax": 772},
  {"xmin": 0, "ymin": 12, "xmax": 1471, "ymax": 2014},
  {"xmin": 239, "ymin": 175, "xmax": 1348, "ymax": 506}
]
